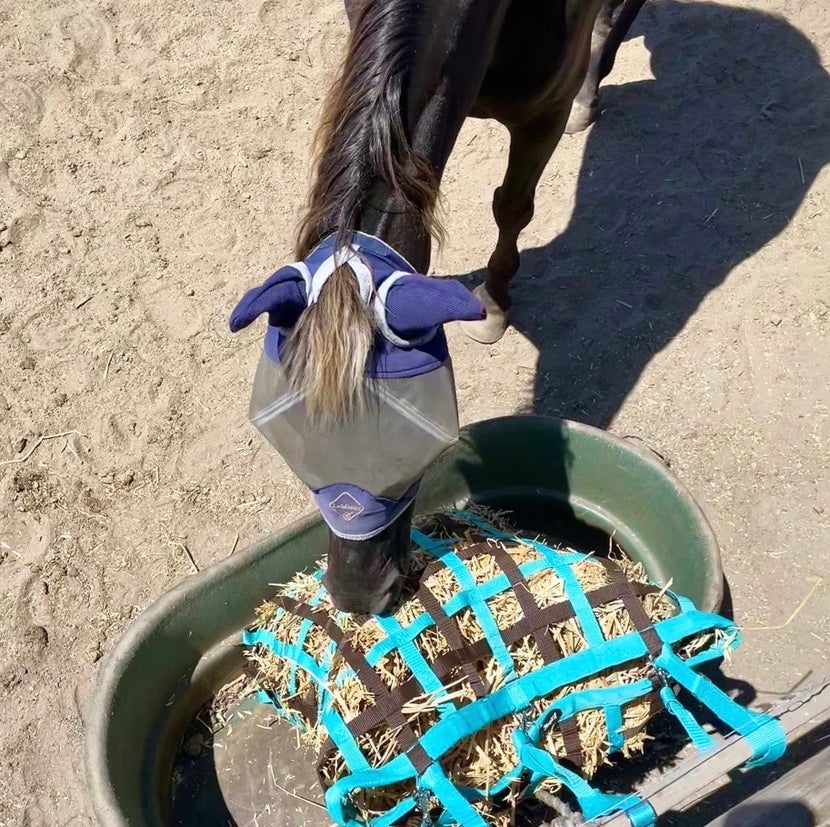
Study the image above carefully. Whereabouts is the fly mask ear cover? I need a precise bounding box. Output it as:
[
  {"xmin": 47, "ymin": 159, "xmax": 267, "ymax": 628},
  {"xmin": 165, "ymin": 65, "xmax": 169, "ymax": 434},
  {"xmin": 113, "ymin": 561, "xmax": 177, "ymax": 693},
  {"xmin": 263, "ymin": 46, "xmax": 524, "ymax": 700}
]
[{"xmin": 230, "ymin": 231, "xmax": 485, "ymax": 540}]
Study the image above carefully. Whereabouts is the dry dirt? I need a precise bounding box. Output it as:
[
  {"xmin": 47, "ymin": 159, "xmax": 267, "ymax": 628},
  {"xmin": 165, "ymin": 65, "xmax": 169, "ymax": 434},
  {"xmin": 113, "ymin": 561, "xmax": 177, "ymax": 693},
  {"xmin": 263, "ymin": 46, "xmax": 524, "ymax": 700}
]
[{"xmin": 1, "ymin": 0, "xmax": 828, "ymax": 824}]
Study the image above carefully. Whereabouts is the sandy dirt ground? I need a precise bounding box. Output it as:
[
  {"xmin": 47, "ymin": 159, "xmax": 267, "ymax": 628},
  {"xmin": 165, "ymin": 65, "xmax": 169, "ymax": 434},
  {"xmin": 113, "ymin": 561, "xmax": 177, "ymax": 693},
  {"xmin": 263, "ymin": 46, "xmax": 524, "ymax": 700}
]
[{"xmin": 1, "ymin": 0, "xmax": 828, "ymax": 824}]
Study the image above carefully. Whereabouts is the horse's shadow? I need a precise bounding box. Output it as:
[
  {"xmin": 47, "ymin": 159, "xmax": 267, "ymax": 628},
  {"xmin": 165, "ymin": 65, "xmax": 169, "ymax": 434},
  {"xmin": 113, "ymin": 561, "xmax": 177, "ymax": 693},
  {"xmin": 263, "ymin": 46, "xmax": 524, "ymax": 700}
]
[{"xmin": 460, "ymin": 0, "xmax": 830, "ymax": 428}]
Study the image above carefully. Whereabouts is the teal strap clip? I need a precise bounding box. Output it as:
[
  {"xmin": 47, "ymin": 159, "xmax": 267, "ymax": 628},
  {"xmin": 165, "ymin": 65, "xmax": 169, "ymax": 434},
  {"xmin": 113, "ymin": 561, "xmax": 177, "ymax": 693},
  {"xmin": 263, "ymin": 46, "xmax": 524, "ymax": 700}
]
[{"xmin": 624, "ymin": 799, "xmax": 658, "ymax": 827}]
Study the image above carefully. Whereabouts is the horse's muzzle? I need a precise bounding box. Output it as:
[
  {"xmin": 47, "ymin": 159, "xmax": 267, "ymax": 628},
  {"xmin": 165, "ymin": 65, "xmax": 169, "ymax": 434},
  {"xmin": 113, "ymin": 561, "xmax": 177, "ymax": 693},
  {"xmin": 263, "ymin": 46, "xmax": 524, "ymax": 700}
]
[{"xmin": 323, "ymin": 503, "xmax": 414, "ymax": 616}]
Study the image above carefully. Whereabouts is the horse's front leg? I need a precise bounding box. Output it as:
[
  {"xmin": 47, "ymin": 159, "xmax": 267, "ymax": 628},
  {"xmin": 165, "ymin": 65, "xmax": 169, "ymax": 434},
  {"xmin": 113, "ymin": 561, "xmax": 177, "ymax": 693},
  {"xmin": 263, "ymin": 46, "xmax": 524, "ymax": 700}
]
[{"xmin": 462, "ymin": 108, "xmax": 571, "ymax": 344}]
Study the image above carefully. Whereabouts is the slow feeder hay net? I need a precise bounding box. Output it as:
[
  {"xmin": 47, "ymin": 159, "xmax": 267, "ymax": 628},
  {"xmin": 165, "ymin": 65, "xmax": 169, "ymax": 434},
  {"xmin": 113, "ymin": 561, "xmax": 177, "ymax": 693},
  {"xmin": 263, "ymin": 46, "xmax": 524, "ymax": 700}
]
[{"xmin": 245, "ymin": 511, "xmax": 786, "ymax": 827}]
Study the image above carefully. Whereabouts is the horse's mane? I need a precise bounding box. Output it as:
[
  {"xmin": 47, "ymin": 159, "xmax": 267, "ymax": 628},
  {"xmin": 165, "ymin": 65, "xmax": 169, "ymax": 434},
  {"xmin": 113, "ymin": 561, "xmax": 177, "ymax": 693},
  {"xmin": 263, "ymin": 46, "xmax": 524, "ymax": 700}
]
[
  {"xmin": 295, "ymin": 0, "xmax": 441, "ymax": 257},
  {"xmin": 285, "ymin": 0, "xmax": 442, "ymax": 425}
]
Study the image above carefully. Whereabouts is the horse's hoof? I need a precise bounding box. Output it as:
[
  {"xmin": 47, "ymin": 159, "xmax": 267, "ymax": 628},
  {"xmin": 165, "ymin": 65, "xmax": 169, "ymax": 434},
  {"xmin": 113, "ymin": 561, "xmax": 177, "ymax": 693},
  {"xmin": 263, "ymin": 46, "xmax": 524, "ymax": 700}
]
[
  {"xmin": 564, "ymin": 101, "xmax": 598, "ymax": 135},
  {"xmin": 460, "ymin": 285, "xmax": 509, "ymax": 344}
]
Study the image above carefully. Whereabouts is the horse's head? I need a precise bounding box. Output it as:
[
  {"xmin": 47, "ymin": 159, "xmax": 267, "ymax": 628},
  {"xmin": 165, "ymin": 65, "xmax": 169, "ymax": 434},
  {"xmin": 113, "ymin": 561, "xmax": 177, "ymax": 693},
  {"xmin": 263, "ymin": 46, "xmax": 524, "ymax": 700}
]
[{"xmin": 231, "ymin": 233, "xmax": 484, "ymax": 615}]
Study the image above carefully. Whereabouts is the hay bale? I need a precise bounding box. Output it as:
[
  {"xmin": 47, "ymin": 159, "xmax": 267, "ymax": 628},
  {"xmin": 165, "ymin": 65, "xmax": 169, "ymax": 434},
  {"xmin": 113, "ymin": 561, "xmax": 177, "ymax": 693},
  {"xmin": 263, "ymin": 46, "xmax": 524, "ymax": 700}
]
[{"xmin": 246, "ymin": 511, "xmax": 714, "ymax": 826}]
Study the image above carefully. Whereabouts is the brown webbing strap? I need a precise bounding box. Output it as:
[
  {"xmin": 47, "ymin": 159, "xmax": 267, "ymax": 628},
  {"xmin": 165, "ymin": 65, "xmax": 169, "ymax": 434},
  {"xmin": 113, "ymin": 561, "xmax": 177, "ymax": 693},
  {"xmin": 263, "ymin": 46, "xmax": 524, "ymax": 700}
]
[
  {"xmin": 594, "ymin": 559, "xmax": 664, "ymax": 656},
  {"xmin": 271, "ymin": 596, "xmax": 346, "ymax": 725},
  {"xmin": 318, "ymin": 675, "xmax": 430, "ymax": 764},
  {"xmin": 297, "ymin": 551, "xmax": 668, "ymax": 777},
  {"xmin": 416, "ymin": 583, "xmax": 488, "ymax": 699},
  {"xmin": 289, "ymin": 692, "xmax": 318, "ymax": 725},
  {"xmin": 485, "ymin": 544, "xmax": 564, "ymax": 664},
  {"xmin": 319, "ymin": 627, "xmax": 569, "ymax": 764},
  {"xmin": 416, "ymin": 513, "xmax": 483, "ymax": 542},
  {"xmin": 274, "ymin": 596, "xmax": 431, "ymax": 773},
  {"xmin": 559, "ymin": 719, "xmax": 585, "ymax": 767},
  {"xmin": 318, "ymin": 590, "xmax": 639, "ymax": 764},
  {"xmin": 419, "ymin": 540, "xmax": 577, "ymax": 665},
  {"xmin": 484, "ymin": 544, "xmax": 586, "ymax": 767},
  {"xmin": 613, "ymin": 689, "xmax": 665, "ymax": 745},
  {"xmin": 646, "ymin": 687, "xmax": 664, "ymax": 718},
  {"xmin": 585, "ymin": 580, "xmax": 659, "ymax": 611},
  {"xmin": 316, "ymin": 580, "xmax": 664, "ymax": 767},
  {"xmin": 337, "ymin": 637, "xmax": 432, "ymax": 773},
  {"xmin": 419, "ymin": 539, "xmax": 492, "ymax": 582},
  {"xmin": 274, "ymin": 595, "xmax": 347, "ymax": 644}
]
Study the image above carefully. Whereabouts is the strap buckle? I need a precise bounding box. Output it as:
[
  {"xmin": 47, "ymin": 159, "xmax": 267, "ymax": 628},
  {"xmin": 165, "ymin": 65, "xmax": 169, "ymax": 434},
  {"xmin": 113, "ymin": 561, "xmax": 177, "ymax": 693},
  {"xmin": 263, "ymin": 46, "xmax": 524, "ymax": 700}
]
[
  {"xmin": 647, "ymin": 657, "xmax": 671, "ymax": 689},
  {"xmin": 539, "ymin": 707, "xmax": 562, "ymax": 737},
  {"xmin": 416, "ymin": 785, "xmax": 433, "ymax": 827}
]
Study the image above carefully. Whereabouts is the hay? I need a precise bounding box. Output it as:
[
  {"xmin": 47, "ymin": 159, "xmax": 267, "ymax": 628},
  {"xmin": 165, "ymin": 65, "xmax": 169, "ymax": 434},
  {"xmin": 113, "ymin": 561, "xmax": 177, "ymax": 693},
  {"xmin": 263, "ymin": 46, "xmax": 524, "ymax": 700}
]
[{"xmin": 246, "ymin": 511, "xmax": 713, "ymax": 826}]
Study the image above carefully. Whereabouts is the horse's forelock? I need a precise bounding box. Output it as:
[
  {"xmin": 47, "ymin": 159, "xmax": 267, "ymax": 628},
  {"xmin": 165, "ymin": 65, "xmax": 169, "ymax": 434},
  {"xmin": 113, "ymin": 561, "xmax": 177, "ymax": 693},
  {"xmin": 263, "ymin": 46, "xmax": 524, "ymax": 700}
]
[{"xmin": 283, "ymin": 263, "xmax": 375, "ymax": 425}]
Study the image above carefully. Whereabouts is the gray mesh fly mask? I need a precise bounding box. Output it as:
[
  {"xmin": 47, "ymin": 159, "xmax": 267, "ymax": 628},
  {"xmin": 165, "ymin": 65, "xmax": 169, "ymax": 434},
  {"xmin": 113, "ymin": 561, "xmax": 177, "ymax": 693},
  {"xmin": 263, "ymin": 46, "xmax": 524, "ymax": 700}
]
[{"xmin": 230, "ymin": 232, "xmax": 485, "ymax": 540}]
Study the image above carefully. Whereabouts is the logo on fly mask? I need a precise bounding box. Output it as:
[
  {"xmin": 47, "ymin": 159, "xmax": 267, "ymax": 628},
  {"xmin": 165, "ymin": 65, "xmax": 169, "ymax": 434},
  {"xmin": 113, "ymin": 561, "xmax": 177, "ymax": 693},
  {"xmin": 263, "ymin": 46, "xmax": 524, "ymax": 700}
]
[{"xmin": 328, "ymin": 491, "xmax": 365, "ymax": 522}]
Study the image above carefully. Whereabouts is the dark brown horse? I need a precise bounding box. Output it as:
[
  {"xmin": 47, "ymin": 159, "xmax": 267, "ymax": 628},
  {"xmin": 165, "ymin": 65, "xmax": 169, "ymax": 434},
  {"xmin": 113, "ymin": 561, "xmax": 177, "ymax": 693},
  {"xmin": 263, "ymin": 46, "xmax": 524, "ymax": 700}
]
[{"xmin": 242, "ymin": 0, "xmax": 647, "ymax": 613}]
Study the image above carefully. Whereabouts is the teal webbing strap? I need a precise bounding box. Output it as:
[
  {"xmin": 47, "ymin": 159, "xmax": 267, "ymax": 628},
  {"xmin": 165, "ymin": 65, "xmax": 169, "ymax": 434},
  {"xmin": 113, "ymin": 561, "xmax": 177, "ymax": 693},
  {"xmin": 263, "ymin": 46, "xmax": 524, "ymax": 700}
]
[
  {"xmin": 653, "ymin": 609, "xmax": 742, "ymax": 646},
  {"xmin": 372, "ymin": 610, "xmax": 455, "ymax": 714},
  {"xmin": 557, "ymin": 564, "xmax": 606, "ymax": 648},
  {"xmin": 532, "ymin": 540, "xmax": 636, "ymax": 756},
  {"xmin": 353, "ymin": 555, "xmax": 553, "ymax": 667},
  {"xmin": 287, "ymin": 577, "xmax": 327, "ymax": 695},
  {"xmin": 670, "ymin": 592, "xmax": 698, "ymax": 613},
  {"xmin": 326, "ymin": 753, "xmax": 416, "ymax": 825},
  {"xmin": 518, "ymin": 735, "xmax": 658, "ymax": 826},
  {"xmin": 242, "ymin": 628, "xmax": 330, "ymax": 688},
  {"xmin": 373, "ymin": 796, "xmax": 416, "ymax": 827},
  {"xmin": 318, "ymin": 701, "xmax": 372, "ymax": 779},
  {"xmin": 253, "ymin": 517, "xmax": 784, "ymax": 827},
  {"xmin": 327, "ymin": 755, "xmax": 491, "ymax": 827},
  {"xmin": 422, "ymin": 762, "xmax": 489, "ymax": 827},
  {"xmin": 654, "ymin": 645, "xmax": 787, "ymax": 767},
  {"xmin": 685, "ymin": 647, "xmax": 728, "ymax": 671},
  {"xmin": 515, "ymin": 731, "xmax": 642, "ymax": 821},
  {"xmin": 658, "ymin": 684, "xmax": 715, "ymax": 753},
  {"xmin": 455, "ymin": 510, "xmax": 522, "ymax": 546},
  {"xmin": 420, "ymin": 540, "xmax": 517, "ymax": 678},
  {"xmin": 353, "ymin": 610, "xmax": 433, "ymax": 672},
  {"xmin": 458, "ymin": 511, "xmax": 590, "ymax": 567},
  {"xmin": 605, "ymin": 705, "xmax": 626, "ymax": 753},
  {"xmin": 254, "ymin": 688, "xmax": 306, "ymax": 729},
  {"xmin": 742, "ymin": 715, "xmax": 788, "ymax": 769},
  {"xmin": 407, "ymin": 610, "xmax": 730, "ymax": 767},
  {"xmin": 530, "ymin": 679, "xmax": 653, "ymax": 741},
  {"xmin": 236, "ymin": 616, "xmax": 371, "ymax": 789}
]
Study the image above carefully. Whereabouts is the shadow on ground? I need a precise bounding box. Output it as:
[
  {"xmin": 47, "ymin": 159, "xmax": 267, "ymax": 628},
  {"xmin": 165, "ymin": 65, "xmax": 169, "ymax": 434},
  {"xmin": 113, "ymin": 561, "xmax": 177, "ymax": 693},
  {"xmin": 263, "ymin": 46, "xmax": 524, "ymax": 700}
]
[{"xmin": 460, "ymin": 0, "xmax": 830, "ymax": 428}]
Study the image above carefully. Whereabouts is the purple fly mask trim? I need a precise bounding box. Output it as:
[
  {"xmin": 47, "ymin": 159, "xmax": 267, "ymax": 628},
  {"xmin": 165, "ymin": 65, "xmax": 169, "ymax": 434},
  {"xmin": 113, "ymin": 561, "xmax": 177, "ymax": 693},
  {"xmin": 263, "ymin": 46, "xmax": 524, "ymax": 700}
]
[
  {"xmin": 229, "ymin": 264, "xmax": 308, "ymax": 333},
  {"xmin": 229, "ymin": 231, "xmax": 485, "ymax": 374},
  {"xmin": 230, "ymin": 231, "xmax": 484, "ymax": 539},
  {"xmin": 314, "ymin": 481, "xmax": 421, "ymax": 541}
]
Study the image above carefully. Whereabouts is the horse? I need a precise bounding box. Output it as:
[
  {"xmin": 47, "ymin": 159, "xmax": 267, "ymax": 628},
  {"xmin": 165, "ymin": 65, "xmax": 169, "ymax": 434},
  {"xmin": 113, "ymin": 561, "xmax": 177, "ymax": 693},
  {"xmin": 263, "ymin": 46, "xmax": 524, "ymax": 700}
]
[{"xmin": 232, "ymin": 0, "xmax": 648, "ymax": 614}]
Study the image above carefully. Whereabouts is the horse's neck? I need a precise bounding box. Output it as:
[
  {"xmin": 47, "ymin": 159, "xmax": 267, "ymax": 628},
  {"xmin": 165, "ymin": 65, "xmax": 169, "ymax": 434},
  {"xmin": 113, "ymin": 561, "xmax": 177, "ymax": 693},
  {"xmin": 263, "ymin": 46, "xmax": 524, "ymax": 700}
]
[
  {"xmin": 357, "ymin": 186, "xmax": 430, "ymax": 273},
  {"xmin": 354, "ymin": 0, "xmax": 511, "ymax": 273}
]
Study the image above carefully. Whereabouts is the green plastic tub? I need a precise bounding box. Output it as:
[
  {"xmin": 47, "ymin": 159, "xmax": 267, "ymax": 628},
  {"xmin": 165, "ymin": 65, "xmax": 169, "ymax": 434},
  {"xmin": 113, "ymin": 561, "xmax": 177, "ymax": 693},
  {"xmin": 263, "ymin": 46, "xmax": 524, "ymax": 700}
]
[{"xmin": 85, "ymin": 415, "xmax": 722, "ymax": 826}]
